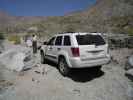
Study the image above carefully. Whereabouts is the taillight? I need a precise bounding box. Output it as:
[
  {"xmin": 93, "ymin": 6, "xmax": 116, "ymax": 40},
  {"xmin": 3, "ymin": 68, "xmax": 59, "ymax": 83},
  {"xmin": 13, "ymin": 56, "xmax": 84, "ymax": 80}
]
[
  {"xmin": 107, "ymin": 45, "xmax": 109, "ymax": 54},
  {"xmin": 71, "ymin": 47, "xmax": 80, "ymax": 57},
  {"xmin": 107, "ymin": 47, "xmax": 109, "ymax": 54}
]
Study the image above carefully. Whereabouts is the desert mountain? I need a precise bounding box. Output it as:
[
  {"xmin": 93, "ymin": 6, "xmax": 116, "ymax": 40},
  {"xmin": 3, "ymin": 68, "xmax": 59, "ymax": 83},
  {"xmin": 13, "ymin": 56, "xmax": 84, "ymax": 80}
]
[
  {"xmin": 66, "ymin": 0, "xmax": 133, "ymax": 33},
  {"xmin": 0, "ymin": 0, "xmax": 133, "ymax": 36}
]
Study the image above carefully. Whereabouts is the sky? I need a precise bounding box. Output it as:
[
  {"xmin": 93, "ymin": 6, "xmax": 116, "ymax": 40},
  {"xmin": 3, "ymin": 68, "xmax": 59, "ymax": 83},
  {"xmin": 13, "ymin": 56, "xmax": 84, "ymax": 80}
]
[{"xmin": 0, "ymin": 0, "xmax": 96, "ymax": 16}]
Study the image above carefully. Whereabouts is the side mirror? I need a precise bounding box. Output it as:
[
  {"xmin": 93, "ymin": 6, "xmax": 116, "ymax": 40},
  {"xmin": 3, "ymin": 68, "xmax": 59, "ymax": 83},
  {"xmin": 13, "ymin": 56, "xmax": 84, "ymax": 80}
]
[{"xmin": 43, "ymin": 41, "xmax": 47, "ymax": 45}]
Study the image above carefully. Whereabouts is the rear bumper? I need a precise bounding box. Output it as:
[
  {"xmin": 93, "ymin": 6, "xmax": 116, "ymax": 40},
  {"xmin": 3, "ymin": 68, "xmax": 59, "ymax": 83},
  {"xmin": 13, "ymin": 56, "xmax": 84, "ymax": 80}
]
[{"xmin": 69, "ymin": 55, "xmax": 110, "ymax": 68}]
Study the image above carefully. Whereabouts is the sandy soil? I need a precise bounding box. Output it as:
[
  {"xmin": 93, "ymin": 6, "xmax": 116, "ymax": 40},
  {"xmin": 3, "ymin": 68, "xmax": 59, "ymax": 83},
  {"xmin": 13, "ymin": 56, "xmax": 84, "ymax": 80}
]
[
  {"xmin": 0, "ymin": 62, "xmax": 132, "ymax": 100},
  {"xmin": 0, "ymin": 43, "xmax": 133, "ymax": 100}
]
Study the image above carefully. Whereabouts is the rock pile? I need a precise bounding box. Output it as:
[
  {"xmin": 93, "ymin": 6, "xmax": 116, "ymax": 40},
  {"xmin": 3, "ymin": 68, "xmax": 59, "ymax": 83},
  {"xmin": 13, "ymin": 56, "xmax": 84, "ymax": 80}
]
[
  {"xmin": 0, "ymin": 40, "xmax": 4, "ymax": 53},
  {"xmin": 125, "ymin": 55, "xmax": 133, "ymax": 81},
  {"xmin": 108, "ymin": 36, "xmax": 133, "ymax": 49},
  {"xmin": 0, "ymin": 45, "xmax": 37, "ymax": 72}
]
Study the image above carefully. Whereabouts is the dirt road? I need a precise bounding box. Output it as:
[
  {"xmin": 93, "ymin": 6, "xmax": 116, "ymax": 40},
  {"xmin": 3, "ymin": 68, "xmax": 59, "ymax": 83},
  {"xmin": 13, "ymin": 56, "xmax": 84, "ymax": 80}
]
[{"xmin": 0, "ymin": 61, "xmax": 132, "ymax": 100}]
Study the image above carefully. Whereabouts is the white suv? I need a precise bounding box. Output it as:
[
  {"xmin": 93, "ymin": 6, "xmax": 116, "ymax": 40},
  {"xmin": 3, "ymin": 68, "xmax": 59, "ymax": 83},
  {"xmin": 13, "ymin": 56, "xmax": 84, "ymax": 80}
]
[{"xmin": 40, "ymin": 33, "xmax": 110, "ymax": 76}]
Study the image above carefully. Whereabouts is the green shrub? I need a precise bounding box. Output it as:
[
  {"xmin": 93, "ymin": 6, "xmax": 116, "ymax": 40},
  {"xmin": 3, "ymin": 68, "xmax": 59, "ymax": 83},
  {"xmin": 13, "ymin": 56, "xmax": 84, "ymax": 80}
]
[
  {"xmin": 127, "ymin": 29, "xmax": 133, "ymax": 36},
  {"xmin": 0, "ymin": 33, "xmax": 5, "ymax": 40},
  {"xmin": 8, "ymin": 35, "xmax": 21, "ymax": 44},
  {"xmin": 125, "ymin": 27, "xmax": 133, "ymax": 36}
]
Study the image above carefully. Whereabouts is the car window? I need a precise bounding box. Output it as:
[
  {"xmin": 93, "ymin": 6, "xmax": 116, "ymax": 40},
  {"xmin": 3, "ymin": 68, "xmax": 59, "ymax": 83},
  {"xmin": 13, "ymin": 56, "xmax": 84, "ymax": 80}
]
[
  {"xmin": 47, "ymin": 37, "xmax": 55, "ymax": 45},
  {"xmin": 63, "ymin": 35, "xmax": 71, "ymax": 46},
  {"xmin": 76, "ymin": 34, "xmax": 105, "ymax": 46},
  {"xmin": 55, "ymin": 36, "xmax": 62, "ymax": 46}
]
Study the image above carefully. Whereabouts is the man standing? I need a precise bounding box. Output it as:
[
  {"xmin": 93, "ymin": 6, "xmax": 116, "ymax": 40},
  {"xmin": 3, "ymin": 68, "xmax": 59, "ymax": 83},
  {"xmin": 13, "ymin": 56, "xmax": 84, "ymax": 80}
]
[{"xmin": 32, "ymin": 34, "xmax": 37, "ymax": 54}]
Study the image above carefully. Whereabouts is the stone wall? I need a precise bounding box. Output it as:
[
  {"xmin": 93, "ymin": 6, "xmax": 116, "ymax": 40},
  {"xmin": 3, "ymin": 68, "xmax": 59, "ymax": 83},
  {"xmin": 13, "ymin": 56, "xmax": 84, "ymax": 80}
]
[
  {"xmin": 0, "ymin": 40, "xmax": 4, "ymax": 53},
  {"xmin": 108, "ymin": 36, "xmax": 133, "ymax": 49}
]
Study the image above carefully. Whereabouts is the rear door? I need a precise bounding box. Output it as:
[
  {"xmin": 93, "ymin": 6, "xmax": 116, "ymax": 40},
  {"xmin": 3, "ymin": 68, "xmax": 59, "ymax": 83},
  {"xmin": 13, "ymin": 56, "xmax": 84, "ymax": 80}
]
[
  {"xmin": 53, "ymin": 36, "xmax": 63, "ymax": 62},
  {"xmin": 45, "ymin": 37, "xmax": 56, "ymax": 61},
  {"xmin": 62, "ymin": 35, "xmax": 72, "ymax": 57},
  {"xmin": 75, "ymin": 34, "xmax": 107, "ymax": 60}
]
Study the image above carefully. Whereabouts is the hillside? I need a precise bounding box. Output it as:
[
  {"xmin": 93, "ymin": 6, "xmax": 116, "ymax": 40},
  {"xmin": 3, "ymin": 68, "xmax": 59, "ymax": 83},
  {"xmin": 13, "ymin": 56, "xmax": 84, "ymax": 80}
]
[
  {"xmin": 61, "ymin": 0, "xmax": 133, "ymax": 34},
  {"xmin": 0, "ymin": 0, "xmax": 133, "ymax": 36}
]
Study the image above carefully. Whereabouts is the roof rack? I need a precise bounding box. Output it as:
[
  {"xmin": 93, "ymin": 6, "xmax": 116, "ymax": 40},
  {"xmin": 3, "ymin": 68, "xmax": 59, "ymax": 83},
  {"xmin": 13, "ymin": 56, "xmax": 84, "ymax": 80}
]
[{"xmin": 58, "ymin": 32, "xmax": 76, "ymax": 34}]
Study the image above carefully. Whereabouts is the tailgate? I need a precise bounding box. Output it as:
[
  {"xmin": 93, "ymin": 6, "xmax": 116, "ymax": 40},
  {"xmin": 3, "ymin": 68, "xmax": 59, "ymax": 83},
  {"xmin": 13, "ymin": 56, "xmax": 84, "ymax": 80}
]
[{"xmin": 79, "ymin": 45, "xmax": 107, "ymax": 60}]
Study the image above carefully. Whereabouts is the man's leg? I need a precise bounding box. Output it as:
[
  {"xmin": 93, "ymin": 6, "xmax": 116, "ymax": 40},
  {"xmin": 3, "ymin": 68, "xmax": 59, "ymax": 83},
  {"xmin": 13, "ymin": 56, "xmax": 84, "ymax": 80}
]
[{"xmin": 33, "ymin": 42, "xmax": 35, "ymax": 54}]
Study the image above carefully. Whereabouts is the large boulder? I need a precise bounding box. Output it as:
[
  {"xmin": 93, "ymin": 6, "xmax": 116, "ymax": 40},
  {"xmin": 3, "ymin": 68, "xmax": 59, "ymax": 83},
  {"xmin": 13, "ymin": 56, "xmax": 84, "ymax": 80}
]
[
  {"xmin": 125, "ymin": 69, "xmax": 133, "ymax": 81},
  {"xmin": 0, "ymin": 45, "xmax": 36, "ymax": 72},
  {"xmin": 0, "ymin": 40, "xmax": 4, "ymax": 53},
  {"xmin": 125, "ymin": 55, "xmax": 133, "ymax": 70},
  {"xmin": 128, "ymin": 55, "xmax": 133, "ymax": 67}
]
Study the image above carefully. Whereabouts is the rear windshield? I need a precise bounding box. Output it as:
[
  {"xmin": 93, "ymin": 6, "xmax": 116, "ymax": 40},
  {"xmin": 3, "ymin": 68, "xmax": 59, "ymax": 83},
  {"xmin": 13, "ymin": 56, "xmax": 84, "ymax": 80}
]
[{"xmin": 76, "ymin": 34, "xmax": 105, "ymax": 46}]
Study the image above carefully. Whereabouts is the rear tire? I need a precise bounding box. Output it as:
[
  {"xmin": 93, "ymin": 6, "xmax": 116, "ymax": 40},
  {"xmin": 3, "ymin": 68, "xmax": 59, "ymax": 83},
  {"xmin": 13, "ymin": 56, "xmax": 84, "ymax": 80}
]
[
  {"xmin": 95, "ymin": 66, "xmax": 102, "ymax": 71},
  {"xmin": 58, "ymin": 57, "xmax": 70, "ymax": 76}
]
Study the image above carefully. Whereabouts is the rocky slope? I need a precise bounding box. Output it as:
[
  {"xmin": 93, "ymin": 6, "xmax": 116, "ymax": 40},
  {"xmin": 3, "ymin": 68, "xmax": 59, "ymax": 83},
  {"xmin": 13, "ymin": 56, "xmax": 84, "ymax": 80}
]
[
  {"xmin": 63, "ymin": 0, "xmax": 133, "ymax": 34},
  {"xmin": 0, "ymin": 0, "xmax": 133, "ymax": 36}
]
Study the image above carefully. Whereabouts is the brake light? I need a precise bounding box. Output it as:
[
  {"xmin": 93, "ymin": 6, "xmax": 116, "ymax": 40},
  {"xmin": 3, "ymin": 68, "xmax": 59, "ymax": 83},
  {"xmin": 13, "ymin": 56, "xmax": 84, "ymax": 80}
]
[
  {"xmin": 71, "ymin": 47, "xmax": 80, "ymax": 57},
  {"xmin": 107, "ymin": 47, "xmax": 109, "ymax": 54}
]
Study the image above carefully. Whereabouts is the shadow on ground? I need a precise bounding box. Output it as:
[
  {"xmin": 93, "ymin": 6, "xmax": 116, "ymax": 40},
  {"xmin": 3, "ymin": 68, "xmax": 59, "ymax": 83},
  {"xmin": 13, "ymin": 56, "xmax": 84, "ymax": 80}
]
[
  {"xmin": 125, "ymin": 73, "xmax": 133, "ymax": 81},
  {"xmin": 67, "ymin": 67, "xmax": 104, "ymax": 83},
  {"xmin": 46, "ymin": 61, "xmax": 104, "ymax": 83}
]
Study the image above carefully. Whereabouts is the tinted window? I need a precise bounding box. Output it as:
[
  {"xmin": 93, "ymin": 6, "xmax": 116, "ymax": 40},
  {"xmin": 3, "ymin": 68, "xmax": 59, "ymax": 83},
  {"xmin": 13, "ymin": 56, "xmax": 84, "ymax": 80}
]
[
  {"xmin": 47, "ymin": 37, "xmax": 55, "ymax": 45},
  {"xmin": 64, "ymin": 36, "xmax": 71, "ymax": 46},
  {"xmin": 76, "ymin": 34, "xmax": 105, "ymax": 46},
  {"xmin": 55, "ymin": 36, "xmax": 62, "ymax": 46}
]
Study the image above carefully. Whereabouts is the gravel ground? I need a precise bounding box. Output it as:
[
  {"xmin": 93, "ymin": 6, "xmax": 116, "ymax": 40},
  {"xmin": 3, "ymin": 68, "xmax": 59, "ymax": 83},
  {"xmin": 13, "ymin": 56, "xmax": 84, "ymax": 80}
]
[
  {"xmin": 0, "ymin": 43, "xmax": 132, "ymax": 100},
  {"xmin": 110, "ymin": 48, "xmax": 133, "ymax": 66},
  {"xmin": 0, "ymin": 62, "xmax": 132, "ymax": 100}
]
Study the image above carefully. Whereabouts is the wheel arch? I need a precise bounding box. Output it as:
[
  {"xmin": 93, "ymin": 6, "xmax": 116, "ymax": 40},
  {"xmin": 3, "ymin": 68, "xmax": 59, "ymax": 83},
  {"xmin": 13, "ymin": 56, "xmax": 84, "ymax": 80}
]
[{"xmin": 58, "ymin": 53, "xmax": 72, "ymax": 68}]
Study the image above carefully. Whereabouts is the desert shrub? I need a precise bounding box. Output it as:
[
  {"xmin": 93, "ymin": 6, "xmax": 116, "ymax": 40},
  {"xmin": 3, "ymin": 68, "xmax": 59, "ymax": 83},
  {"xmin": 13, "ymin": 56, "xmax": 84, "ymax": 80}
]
[
  {"xmin": 126, "ymin": 28, "xmax": 133, "ymax": 36},
  {"xmin": 63, "ymin": 24, "xmax": 76, "ymax": 33},
  {"xmin": 8, "ymin": 35, "xmax": 21, "ymax": 44},
  {"xmin": 0, "ymin": 33, "xmax": 5, "ymax": 40}
]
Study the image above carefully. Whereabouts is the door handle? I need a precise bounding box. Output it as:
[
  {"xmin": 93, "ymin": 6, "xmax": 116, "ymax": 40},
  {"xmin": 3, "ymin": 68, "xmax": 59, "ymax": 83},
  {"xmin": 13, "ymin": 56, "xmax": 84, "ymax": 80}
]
[
  {"xmin": 49, "ymin": 47, "xmax": 53, "ymax": 50},
  {"xmin": 57, "ymin": 48, "xmax": 61, "ymax": 51}
]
